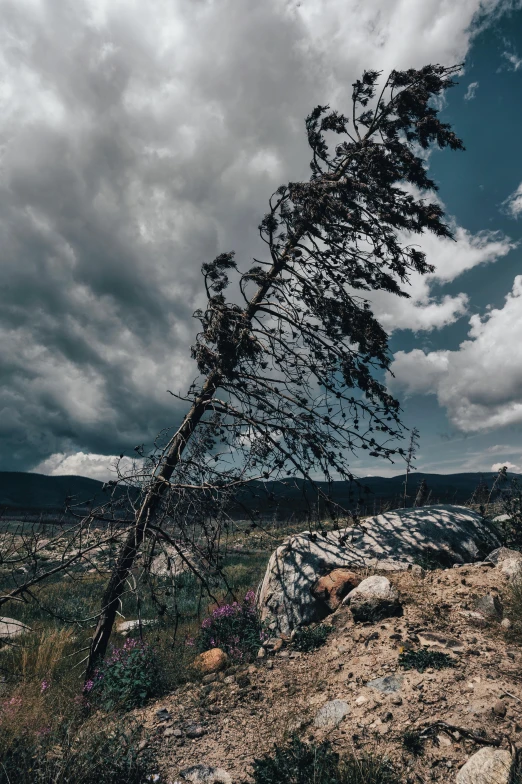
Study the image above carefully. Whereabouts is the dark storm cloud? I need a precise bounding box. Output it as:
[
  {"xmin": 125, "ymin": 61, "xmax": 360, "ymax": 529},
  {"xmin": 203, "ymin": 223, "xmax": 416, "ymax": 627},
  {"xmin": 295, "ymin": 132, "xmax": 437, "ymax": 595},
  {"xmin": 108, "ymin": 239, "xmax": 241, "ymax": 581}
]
[
  {"xmin": 0, "ymin": 0, "xmax": 323, "ymax": 470},
  {"xmin": 0, "ymin": 0, "xmax": 514, "ymax": 476}
]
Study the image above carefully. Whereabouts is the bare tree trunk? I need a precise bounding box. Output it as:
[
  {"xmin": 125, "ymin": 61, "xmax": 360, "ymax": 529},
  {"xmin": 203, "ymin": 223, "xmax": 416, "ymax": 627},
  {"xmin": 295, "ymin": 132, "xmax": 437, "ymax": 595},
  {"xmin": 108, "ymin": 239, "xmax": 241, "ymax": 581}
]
[
  {"xmin": 84, "ymin": 373, "xmax": 219, "ymax": 681},
  {"xmin": 85, "ymin": 252, "xmax": 291, "ymax": 681}
]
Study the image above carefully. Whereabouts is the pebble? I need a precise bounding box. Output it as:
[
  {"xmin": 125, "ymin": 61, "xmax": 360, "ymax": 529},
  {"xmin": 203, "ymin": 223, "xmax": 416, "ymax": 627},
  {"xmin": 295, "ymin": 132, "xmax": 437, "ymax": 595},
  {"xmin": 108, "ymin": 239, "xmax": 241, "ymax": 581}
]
[
  {"xmin": 493, "ymin": 699, "xmax": 507, "ymax": 718},
  {"xmin": 163, "ymin": 727, "xmax": 183, "ymax": 738},
  {"xmin": 223, "ymin": 675, "xmax": 235, "ymax": 685},
  {"xmin": 185, "ymin": 725, "xmax": 206, "ymax": 739}
]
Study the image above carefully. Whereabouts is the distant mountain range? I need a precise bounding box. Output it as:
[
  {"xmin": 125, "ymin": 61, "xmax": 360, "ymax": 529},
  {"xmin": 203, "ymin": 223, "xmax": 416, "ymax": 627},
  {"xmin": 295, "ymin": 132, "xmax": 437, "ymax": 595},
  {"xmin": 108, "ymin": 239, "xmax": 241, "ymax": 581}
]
[{"xmin": 0, "ymin": 470, "xmax": 519, "ymax": 518}]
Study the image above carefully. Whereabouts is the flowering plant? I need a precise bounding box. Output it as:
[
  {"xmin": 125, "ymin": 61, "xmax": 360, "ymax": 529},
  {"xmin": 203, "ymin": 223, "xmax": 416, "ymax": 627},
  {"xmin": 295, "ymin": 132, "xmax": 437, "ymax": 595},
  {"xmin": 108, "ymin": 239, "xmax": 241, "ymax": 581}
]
[
  {"xmin": 85, "ymin": 638, "xmax": 160, "ymax": 711},
  {"xmin": 197, "ymin": 590, "xmax": 268, "ymax": 662}
]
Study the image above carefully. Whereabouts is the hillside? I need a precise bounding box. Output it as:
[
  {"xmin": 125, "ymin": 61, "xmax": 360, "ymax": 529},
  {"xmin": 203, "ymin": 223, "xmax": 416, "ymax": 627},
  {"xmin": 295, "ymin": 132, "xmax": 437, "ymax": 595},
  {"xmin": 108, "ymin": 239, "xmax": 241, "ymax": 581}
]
[
  {"xmin": 138, "ymin": 551, "xmax": 522, "ymax": 783},
  {"xmin": 0, "ymin": 471, "xmax": 135, "ymax": 512},
  {"xmin": 0, "ymin": 470, "xmax": 518, "ymax": 516}
]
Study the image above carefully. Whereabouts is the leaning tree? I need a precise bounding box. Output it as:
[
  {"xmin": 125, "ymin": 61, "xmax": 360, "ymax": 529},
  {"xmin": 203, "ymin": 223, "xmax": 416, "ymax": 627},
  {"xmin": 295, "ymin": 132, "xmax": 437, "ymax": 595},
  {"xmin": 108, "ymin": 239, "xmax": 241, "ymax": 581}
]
[{"xmin": 83, "ymin": 63, "xmax": 465, "ymax": 680}]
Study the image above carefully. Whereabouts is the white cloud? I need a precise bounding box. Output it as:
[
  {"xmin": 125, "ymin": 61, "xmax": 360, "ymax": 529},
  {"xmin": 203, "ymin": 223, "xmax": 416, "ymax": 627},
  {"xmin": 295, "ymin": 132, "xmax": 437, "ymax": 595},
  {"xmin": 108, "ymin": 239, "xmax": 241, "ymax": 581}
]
[
  {"xmin": 501, "ymin": 182, "xmax": 522, "ymax": 219},
  {"xmin": 464, "ymin": 80, "xmax": 479, "ymax": 100},
  {"xmin": 491, "ymin": 460, "xmax": 521, "ymax": 472},
  {"xmin": 358, "ymin": 204, "xmax": 515, "ymax": 333},
  {"xmin": 502, "ymin": 50, "xmax": 522, "ymax": 70},
  {"xmin": 32, "ymin": 451, "xmax": 142, "ymax": 482},
  {"xmin": 388, "ymin": 275, "xmax": 522, "ymax": 432}
]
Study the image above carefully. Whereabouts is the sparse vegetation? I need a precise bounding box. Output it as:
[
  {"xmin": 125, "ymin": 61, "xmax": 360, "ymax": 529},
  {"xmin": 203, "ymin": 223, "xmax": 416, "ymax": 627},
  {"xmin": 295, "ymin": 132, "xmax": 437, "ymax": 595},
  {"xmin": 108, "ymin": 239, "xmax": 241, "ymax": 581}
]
[
  {"xmin": 401, "ymin": 729, "xmax": 426, "ymax": 756},
  {"xmin": 196, "ymin": 590, "xmax": 268, "ymax": 662},
  {"xmin": 85, "ymin": 638, "xmax": 162, "ymax": 711},
  {"xmin": 0, "ymin": 713, "xmax": 154, "ymax": 784},
  {"xmin": 245, "ymin": 736, "xmax": 401, "ymax": 784},
  {"xmin": 292, "ymin": 624, "xmax": 330, "ymax": 652},
  {"xmin": 398, "ymin": 648, "xmax": 455, "ymax": 673}
]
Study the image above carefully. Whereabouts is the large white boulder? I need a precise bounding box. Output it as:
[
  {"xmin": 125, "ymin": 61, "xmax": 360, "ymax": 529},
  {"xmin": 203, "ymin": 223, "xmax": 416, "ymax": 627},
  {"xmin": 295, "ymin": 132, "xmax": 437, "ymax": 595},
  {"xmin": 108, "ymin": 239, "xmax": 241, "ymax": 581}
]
[
  {"xmin": 0, "ymin": 617, "xmax": 31, "ymax": 640},
  {"xmin": 258, "ymin": 505, "xmax": 500, "ymax": 633}
]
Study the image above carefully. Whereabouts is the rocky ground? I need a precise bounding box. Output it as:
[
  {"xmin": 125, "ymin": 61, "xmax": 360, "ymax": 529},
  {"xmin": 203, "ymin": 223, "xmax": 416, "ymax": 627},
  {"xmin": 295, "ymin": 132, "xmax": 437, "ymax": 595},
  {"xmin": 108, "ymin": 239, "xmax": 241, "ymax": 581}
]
[{"xmin": 135, "ymin": 556, "xmax": 522, "ymax": 783}]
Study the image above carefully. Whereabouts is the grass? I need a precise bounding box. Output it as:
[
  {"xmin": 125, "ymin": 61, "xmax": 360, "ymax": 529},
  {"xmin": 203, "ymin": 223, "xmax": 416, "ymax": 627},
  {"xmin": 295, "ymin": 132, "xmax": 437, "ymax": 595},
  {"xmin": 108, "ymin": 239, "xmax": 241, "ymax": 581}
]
[
  {"xmin": 292, "ymin": 624, "xmax": 330, "ymax": 652},
  {"xmin": 401, "ymin": 730, "xmax": 426, "ymax": 756},
  {"xmin": 0, "ymin": 529, "xmax": 272, "ymax": 775},
  {"xmin": 245, "ymin": 736, "xmax": 402, "ymax": 784}
]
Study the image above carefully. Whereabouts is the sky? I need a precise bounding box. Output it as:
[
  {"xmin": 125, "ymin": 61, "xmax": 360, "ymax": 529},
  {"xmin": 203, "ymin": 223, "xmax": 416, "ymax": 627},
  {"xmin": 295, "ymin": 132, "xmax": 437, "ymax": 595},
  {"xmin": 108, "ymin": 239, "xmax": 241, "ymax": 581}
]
[{"xmin": 2, "ymin": 0, "xmax": 522, "ymax": 481}]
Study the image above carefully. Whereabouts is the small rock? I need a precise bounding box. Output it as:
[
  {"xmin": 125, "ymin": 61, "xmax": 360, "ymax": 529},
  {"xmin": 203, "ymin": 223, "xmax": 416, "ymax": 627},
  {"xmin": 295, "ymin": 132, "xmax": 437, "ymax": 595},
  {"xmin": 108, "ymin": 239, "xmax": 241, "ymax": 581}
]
[
  {"xmin": 236, "ymin": 674, "xmax": 250, "ymax": 689},
  {"xmin": 344, "ymin": 576, "xmax": 402, "ymax": 622},
  {"xmin": 486, "ymin": 547, "xmax": 522, "ymax": 580},
  {"xmin": 192, "ymin": 648, "xmax": 229, "ymax": 675},
  {"xmin": 314, "ymin": 699, "xmax": 350, "ymax": 728},
  {"xmin": 202, "ymin": 673, "xmax": 217, "ymax": 684},
  {"xmin": 366, "ymin": 674, "xmax": 403, "ymax": 694},
  {"xmin": 185, "ymin": 725, "xmax": 206, "ymax": 739},
  {"xmin": 492, "ymin": 699, "xmax": 507, "ymax": 718},
  {"xmin": 391, "ymin": 695, "xmax": 403, "ymax": 705},
  {"xmin": 411, "ymin": 564, "xmax": 426, "ymax": 578},
  {"xmin": 156, "ymin": 708, "xmax": 172, "ymax": 721},
  {"xmin": 501, "ymin": 618, "xmax": 511, "ymax": 630},
  {"xmin": 223, "ymin": 675, "xmax": 236, "ymax": 685},
  {"xmin": 179, "ymin": 764, "xmax": 232, "ymax": 784},
  {"xmin": 257, "ymin": 647, "xmax": 266, "ymax": 659},
  {"xmin": 474, "ymin": 594, "xmax": 503, "ymax": 621},
  {"xmin": 311, "ymin": 569, "xmax": 361, "ymax": 611},
  {"xmin": 264, "ymin": 637, "xmax": 284, "ymax": 653},
  {"xmin": 266, "ymin": 660, "xmax": 274, "ymax": 670},
  {"xmin": 417, "ymin": 631, "xmax": 465, "ymax": 652},
  {"xmin": 456, "ymin": 746, "xmax": 514, "ymax": 784}
]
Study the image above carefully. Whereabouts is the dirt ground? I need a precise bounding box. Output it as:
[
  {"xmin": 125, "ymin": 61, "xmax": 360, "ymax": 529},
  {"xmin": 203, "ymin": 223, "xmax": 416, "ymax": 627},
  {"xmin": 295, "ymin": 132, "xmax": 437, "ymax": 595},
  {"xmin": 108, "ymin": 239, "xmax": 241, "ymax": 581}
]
[{"xmin": 136, "ymin": 559, "xmax": 522, "ymax": 783}]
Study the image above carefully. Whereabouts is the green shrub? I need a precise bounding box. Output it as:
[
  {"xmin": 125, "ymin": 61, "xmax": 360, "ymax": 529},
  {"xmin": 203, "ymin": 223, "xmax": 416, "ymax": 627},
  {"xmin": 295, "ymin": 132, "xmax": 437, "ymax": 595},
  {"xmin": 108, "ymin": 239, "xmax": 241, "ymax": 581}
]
[
  {"xmin": 0, "ymin": 715, "xmax": 155, "ymax": 784},
  {"xmin": 245, "ymin": 736, "xmax": 401, "ymax": 784},
  {"xmin": 85, "ymin": 638, "xmax": 161, "ymax": 711},
  {"xmin": 399, "ymin": 648, "xmax": 455, "ymax": 673},
  {"xmin": 292, "ymin": 624, "xmax": 330, "ymax": 652},
  {"xmin": 196, "ymin": 590, "xmax": 267, "ymax": 662}
]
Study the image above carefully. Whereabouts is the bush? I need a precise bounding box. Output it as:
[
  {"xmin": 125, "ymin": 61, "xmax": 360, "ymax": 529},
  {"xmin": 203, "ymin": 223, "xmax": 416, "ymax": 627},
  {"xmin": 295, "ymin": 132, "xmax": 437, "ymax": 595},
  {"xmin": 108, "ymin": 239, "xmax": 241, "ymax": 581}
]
[
  {"xmin": 292, "ymin": 624, "xmax": 330, "ymax": 652},
  {"xmin": 196, "ymin": 590, "xmax": 267, "ymax": 662},
  {"xmin": 0, "ymin": 714, "xmax": 155, "ymax": 784},
  {"xmin": 85, "ymin": 638, "xmax": 161, "ymax": 711},
  {"xmin": 402, "ymin": 729, "xmax": 425, "ymax": 756},
  {"xmin": 245, "ymin": 736, "xmax": 401, "ymax": 784},
  {"xmin": 398, "ymin": 648, "xmax": 455, "ymax": 673}
]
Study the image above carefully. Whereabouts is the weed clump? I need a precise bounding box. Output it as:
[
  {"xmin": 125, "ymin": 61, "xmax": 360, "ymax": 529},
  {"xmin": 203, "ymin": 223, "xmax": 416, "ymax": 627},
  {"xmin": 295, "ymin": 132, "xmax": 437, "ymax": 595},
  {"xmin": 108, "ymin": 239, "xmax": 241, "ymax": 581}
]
[
  {"xmin": 196, "ymin": 590, "xmax": 267, "ymax": 662},
  {"xmin": 399, "ymin": 647, "xmax": 455, "ymax": 673},
  {"xmin": 292, "ymin": 624, "xmax": 330, "ymax": 652},
  {"xmin": 245, "ymin": 736, "xmax": 401, "ymax": 784},
  {"xmin": 0, "ymin": 714, "xmax": 155, "ymax": 784},
  {"xmin": 401, "ymin": 729, "xmax": 426, "ymax": 756},
  {"xmin": 85, "ymin": 638, "xmax": 161, "ymax": 711}
]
